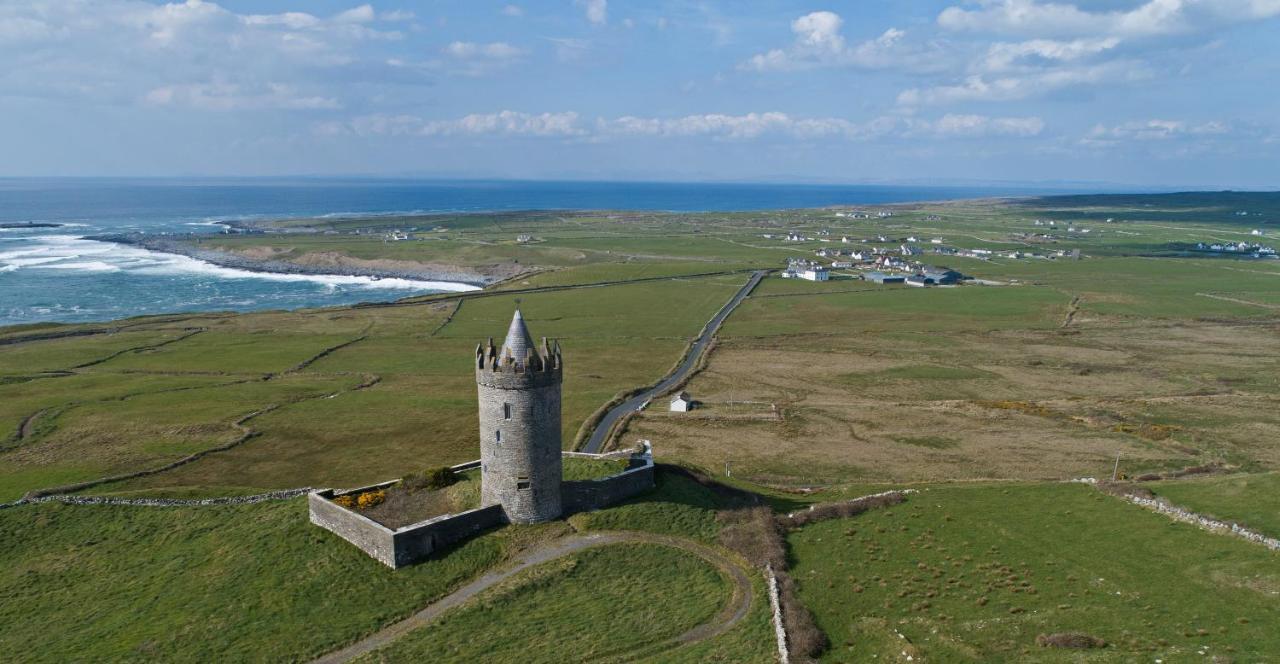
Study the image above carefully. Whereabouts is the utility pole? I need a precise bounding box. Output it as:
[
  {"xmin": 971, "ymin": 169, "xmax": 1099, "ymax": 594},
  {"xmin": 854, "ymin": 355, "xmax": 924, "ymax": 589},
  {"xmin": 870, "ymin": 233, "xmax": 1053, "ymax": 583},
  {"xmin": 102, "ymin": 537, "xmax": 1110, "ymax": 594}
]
[{"xmin": 1111, "ymin": 450, "xmax": 1122, "ymax": 482}]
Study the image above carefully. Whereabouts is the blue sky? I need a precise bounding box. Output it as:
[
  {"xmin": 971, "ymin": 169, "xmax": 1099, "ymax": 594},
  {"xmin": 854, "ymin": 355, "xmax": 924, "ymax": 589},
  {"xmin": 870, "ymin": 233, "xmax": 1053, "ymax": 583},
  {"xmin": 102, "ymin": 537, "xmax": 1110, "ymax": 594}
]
[{"xmin": 2, "ymin": 1, "xmax": 1278, "ymax": 186}]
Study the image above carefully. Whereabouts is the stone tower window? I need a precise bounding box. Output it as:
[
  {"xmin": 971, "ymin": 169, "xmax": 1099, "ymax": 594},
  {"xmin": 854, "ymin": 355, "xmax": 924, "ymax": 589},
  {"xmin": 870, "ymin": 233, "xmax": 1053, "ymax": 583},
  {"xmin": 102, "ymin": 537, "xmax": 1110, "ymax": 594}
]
[
  {"xmin": 503, "ymin": 403, "xmax": 512, "ymax": 419},
  {"xmin": 495, "ymin": 430, "xmax": 501, "ymax": 444},
  {"xmin": 516, "ymin": 476, "xmax": 530, "ymax": 490}
]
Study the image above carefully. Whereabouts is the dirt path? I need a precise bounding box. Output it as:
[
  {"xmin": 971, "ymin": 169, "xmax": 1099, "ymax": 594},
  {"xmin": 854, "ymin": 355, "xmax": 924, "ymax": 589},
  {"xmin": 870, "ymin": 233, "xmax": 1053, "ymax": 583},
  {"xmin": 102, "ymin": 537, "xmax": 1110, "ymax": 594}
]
[{"xmin": 309, "ymin": 531, "xmax": 754, "ymax": 664}]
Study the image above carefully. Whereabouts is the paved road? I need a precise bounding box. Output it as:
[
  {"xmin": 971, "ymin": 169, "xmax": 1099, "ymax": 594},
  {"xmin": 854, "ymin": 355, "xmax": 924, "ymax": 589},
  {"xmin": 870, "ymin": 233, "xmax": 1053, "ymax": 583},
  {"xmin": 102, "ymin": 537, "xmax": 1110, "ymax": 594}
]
[
  {"xmin": 582, "ymin": 270, "xmax": 766, "ymax": 453},
  {"xmin": 308, "ymin": 531, "xmax": 754, "ymax": 664}
]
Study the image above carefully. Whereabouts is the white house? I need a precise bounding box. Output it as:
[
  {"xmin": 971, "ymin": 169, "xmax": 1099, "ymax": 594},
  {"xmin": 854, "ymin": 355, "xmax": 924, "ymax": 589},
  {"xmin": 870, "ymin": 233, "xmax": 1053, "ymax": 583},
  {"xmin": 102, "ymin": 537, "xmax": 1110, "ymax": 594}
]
[
  {"xmin": 1252, "ymin": 229, "xmax": 1265, "ymax": 236},
  {"xmin": 670, "ymin": 392, "xmax": 693, "ymax": 412},
  {"xmin": 801, "ymin": 266, "xmax": 830, "ymax": 281}
]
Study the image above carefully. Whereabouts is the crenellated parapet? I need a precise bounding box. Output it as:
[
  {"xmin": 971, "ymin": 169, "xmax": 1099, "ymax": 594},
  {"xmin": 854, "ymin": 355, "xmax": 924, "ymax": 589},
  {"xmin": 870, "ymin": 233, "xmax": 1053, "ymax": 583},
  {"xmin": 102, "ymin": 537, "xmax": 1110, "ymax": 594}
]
[{"xmin": 475, "ymin": 336, "xmax": 562, "ymax": 389}]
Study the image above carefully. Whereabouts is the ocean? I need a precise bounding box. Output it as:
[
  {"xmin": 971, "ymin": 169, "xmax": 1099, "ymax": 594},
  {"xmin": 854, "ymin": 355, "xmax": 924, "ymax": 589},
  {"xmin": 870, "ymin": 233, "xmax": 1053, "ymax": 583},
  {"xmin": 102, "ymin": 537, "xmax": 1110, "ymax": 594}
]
[{"xmin": 0, "ymin": 177, "xmax": 1079, "ymax": 326}]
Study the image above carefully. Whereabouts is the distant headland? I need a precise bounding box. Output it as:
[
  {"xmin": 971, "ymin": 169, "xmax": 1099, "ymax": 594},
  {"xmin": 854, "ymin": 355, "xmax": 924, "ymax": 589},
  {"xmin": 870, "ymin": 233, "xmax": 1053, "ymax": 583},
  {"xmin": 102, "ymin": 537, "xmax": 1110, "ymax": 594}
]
[{"xmin": 0, "ymin": 222, "xmax": 62, "ymax": 229}]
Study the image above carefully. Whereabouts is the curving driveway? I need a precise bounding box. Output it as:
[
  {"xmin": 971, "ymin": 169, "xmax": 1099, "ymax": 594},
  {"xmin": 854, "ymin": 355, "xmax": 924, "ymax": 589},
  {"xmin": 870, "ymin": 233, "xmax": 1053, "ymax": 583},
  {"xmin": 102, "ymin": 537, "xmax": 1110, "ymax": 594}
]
[
  {"xmin": 582, "ymin": 270, "xmax": 765, "ymax": 453},
  {"xmin": 309, "ymin": 531, "xmax": 754, "ymax": 664}
]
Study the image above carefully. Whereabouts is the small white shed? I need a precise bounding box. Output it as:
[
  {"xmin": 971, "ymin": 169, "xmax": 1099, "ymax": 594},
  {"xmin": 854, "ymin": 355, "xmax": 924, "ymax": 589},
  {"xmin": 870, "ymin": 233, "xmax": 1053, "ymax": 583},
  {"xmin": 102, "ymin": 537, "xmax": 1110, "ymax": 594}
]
[{"xmin": 670, "ymin": 392, "xmax": 693, "ymax": 412}]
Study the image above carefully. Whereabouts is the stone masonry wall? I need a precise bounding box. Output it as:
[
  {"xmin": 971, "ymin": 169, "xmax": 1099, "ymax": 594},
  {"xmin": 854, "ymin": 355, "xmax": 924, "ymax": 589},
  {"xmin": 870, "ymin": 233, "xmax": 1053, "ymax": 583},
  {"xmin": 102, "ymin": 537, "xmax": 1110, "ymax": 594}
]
[
  {"xmin": 476, "ymin": 377, "xmax": 563, "ymax": 524},
  {"xmin": 309, "ymin": 487, "xmax": 398, "ymax": 567},
  {"xmin": 561, "ymin": 456, "xmax": 655, "ymax": 514},
  {"xmin": 390, "ymin": 504, "xmax": 506, "ymax": 567},
  {"xmin": 310, "ymin": 450, "xmax": 654, "ymax": 569}
]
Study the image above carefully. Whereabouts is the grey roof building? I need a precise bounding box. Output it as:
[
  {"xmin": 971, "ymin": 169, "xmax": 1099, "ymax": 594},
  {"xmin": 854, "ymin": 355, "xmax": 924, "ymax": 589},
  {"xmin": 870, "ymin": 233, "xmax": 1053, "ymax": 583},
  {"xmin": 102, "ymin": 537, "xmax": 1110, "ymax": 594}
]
[{"xmin": 865, "ymin": 271, "xmax": 905, "ymax": 284}]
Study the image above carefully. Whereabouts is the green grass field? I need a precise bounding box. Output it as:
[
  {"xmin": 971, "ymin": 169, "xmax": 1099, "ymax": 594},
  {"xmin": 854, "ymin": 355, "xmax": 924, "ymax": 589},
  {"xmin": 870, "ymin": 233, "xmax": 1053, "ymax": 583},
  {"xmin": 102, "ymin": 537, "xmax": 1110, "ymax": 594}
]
[
  {"xmin": 352, "ymin": 542, "xmax": 731, "ymax": 663},
  {"xmin": 0, "ymin": 499, "xmax": 511, "ymax": 662},
  {"xmin": 0, "ymin": 466, "xmax": 775, "ymax": 663},
  {"xmin": 2, "ymin": 191, "xmax": 1279, "ymax": 662},
  {"xmin": 788, "ymin": 483, "xmax": 1280, "ymax": 662},
  {"xmin": 1149, "ymin": 472, "xmax": 1280, "ymax": 539}
]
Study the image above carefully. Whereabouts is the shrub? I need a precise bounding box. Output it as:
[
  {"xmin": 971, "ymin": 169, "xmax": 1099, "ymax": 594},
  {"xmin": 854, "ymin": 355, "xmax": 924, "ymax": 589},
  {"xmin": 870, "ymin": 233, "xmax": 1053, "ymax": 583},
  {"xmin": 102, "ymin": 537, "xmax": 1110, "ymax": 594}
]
[
  {"xmin": 776, "ymin": 569, "xmax": 828, "ymax": 658},
  {"xmin": 1036, "ymin": 632, "xmax": 1107, "ymax": 649},
  {"xmin": 778, "ymin": 492, "xmax": 906, "ymax": 529},
  {"xmin": 717, "ymin": 506, "xmax": 785, "ymax": 569},
  {"xmin": 402, "ymin": 466, "xmax": 459, "ymax": 492},
  {"xmin": 333, "ymin": 495, "xmax": 355, "ymax": 508},
  {"xmin": 1095, "ymin": 482, "xmax": 1154, "ymax": 500},
  {"xmin": 356, "ymin": 490, "xmax": 386, "ymax": 510}
]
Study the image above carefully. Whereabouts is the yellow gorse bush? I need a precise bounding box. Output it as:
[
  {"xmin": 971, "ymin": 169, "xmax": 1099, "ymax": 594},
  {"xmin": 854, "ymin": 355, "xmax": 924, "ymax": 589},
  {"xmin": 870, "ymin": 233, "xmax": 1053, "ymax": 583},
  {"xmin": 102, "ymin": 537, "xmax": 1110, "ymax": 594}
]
[{"xmin": 356, "ymin": 490, "xmax": 386, "ymax": 510}]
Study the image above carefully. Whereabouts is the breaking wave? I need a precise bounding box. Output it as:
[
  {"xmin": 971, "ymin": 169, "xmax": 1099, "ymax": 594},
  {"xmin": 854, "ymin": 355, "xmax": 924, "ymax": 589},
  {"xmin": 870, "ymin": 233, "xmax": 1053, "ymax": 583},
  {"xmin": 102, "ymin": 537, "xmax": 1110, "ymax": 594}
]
[{"xmin": 0, "ymin": 234, "xmax": 478, "ymax": 293}]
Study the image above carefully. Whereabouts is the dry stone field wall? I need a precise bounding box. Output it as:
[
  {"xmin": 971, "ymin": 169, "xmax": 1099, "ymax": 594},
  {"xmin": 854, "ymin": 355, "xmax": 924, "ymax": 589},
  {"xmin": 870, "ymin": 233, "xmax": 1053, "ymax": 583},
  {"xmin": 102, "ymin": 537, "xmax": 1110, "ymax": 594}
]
[
  {"xmin": 1122, "ymin": 494, "xmax": 1280, "ymax": 551},
  {"xmin": 1, "ymin": 488, "xmax": 312, "ymax": 511}
]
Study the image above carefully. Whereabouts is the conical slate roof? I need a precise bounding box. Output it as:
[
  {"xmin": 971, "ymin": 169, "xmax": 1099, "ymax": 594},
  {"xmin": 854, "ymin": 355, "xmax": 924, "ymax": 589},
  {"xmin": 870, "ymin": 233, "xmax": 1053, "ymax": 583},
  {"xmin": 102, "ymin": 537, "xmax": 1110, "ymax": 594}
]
[{"xmin": 501, "ymin": 308, "xmax": 536, "ymax": 367}]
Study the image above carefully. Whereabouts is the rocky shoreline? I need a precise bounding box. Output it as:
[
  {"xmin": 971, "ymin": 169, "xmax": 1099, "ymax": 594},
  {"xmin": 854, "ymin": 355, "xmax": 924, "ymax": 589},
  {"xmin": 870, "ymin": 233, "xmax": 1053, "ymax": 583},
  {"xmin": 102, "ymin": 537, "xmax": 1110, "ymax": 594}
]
[
  {"xmin": 88, "ymin": 233, "xmax": 494, "ymax": 287},
  {"xmin": 0, "ymin": 222, "xmax": 63, "ymax": 229}
]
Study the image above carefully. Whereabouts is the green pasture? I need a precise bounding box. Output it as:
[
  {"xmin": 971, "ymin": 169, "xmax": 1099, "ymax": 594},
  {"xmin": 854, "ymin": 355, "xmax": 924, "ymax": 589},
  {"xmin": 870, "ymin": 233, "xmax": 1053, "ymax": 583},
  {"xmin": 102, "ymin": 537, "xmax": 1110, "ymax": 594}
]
[
  {"xmin": 352, "ymin": 542, "xmax": 730, "ymax": 663},
  {"xmin": 788, "ymin": 482, "xmax": 1280, "ymax": 662},
  {"xmin": 1150, "ymin": 472, "xmax": 1280, "ymax": 539}
]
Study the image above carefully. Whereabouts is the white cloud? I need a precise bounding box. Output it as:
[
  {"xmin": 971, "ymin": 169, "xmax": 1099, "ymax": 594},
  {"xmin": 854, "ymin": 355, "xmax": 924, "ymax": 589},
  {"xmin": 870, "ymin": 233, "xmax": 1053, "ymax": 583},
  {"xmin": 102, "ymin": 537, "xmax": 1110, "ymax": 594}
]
[
  {"xmin": 603, "ymin": 112, "xmax": 868, "ymax": 140},
  {"xmin": 898, "ymin": 59, "xmax": 1148, "ymax": 105},
  {"xmin": 981, "ymin": 37, "xmax": 1120, "ymax": 72},
  {"xmin": 501, "ymin": 5, "xmax": 524, "ymax": 18},
  {"xmin": 326, "ymin": 111, "xmax": 587, "ymax": 137},
  {"xmin": 439, "ymin": 41, "xmax": 526, "ymax": 75},
  {"xmin": 743, "ymin": 12, "xmax": 944, "ymax": 73},
  {"xmin": 445, "ymin": 41, "xmax": 524, "ymax": 60},
  {"xmin": 0, "ymin": 1, "xmax": 408, "ymax": 109},
  {"xmin": 938, "ymin": 0, "xmax": 1280, "ymax": 38},
  {"xmin": 332, "ymin": 4, "xmax": 375, "ymax": 24},
  {"xmin": 1087, "ymin": 118, "xmax": 1231, "ymax": 141},
  {"xmin": 576, "ymin": 0, "xmax": 607, "ymax": 25},
  {"xmin": 547, "ymin": 37, "xmax": 590, "ymax": 62},
  {"xmin": 145, "ymin": 81, "xmax": 341, "ymax": 110},
  {"xmin": 319, "ymin": 110, "xmax": 1048, "ymax": 143},
  {"xmin": 924, "ymin": 114, "xmax": 1045, "ymax": 137}
]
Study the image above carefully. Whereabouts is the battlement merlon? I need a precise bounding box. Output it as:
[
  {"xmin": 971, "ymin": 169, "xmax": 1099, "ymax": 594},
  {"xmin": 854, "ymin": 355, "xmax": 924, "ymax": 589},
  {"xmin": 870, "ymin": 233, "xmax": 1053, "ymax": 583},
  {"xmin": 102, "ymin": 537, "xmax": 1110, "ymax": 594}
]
[{"xmin": 476, "ymin": 310, "xmax": 562, "ymax": 388}]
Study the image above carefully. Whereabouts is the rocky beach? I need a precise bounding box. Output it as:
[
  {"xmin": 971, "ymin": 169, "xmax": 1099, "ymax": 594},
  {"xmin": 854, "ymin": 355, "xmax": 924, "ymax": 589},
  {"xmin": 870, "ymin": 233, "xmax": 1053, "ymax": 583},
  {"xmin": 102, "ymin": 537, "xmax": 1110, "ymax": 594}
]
[{"xmin": 89, "ymin": 233, "xmax": 500, "ymax": 287}]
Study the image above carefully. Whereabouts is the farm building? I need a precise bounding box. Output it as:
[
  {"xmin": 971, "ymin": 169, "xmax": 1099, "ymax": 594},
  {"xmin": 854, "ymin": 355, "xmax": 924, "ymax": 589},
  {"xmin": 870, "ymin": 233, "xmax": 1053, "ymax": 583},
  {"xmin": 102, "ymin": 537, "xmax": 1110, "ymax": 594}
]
[
  {"xmin": 921, "ymin": 267, "xmax": 965, "ymax": 284},
  {"xmin": 865, "ymin": 271, "xmax": 905, "ymax": 284},
  {"xmin": 670, "ymin": 392, "xmax": 693, "ymax": 412}
]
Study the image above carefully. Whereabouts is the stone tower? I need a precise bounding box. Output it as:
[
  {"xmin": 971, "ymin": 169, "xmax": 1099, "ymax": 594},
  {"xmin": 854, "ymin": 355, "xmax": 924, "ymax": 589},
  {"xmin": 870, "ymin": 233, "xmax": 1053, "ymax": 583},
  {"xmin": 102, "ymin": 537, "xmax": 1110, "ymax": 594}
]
[{"xmin": 475, "ymin": 308, "xmax": 564, "ymax": 524}]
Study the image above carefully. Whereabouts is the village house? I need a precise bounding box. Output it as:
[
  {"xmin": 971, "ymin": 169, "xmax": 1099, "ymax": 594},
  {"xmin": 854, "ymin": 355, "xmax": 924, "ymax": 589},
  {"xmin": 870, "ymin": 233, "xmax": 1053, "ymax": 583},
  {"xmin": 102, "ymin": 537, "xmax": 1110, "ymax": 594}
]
[
  {"xmin": 801, "ymin": 265, "xmax": 830, "ymax": 281},
  {"xmin": 670, "ymin": 392, "xmax": 693, "ymax": 412}
]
